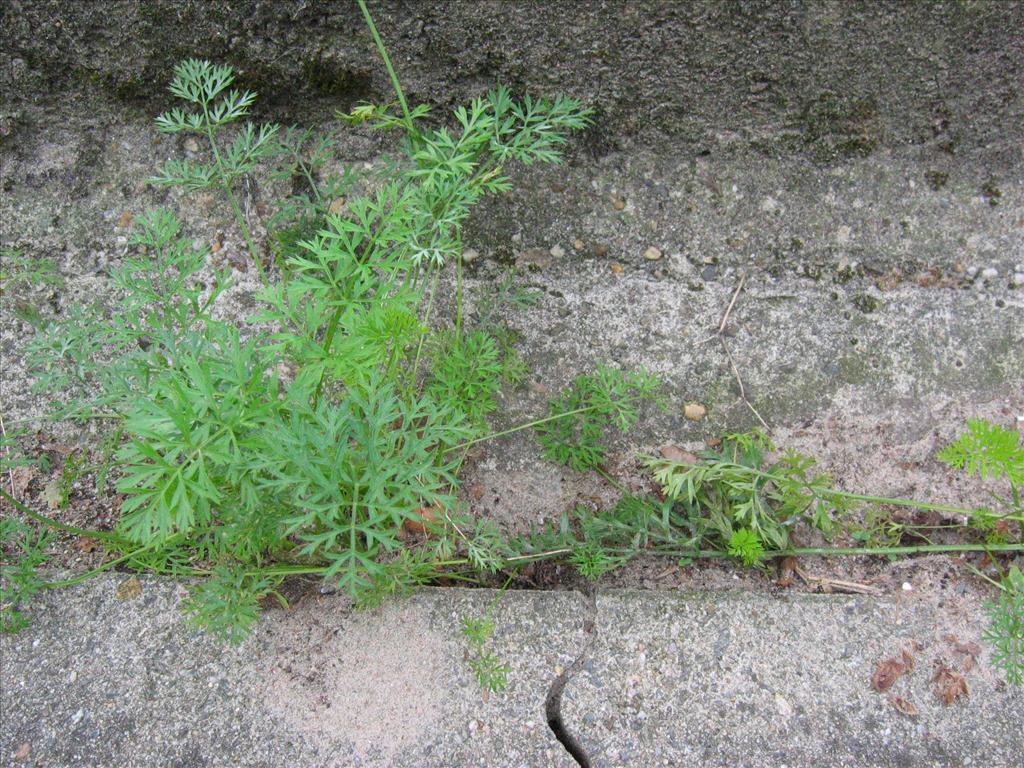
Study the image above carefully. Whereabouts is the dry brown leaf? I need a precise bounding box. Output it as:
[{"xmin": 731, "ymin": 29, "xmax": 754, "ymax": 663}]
[
  {"xmin": 871, "ymin": 649, "xmax": 914, "ymax": 692},
  {"xmin": 932, "ymin": 663, "xmax": 969, "ymax": 705},
  {"xmin": 943, "ymin": 634, "xmax": 982, "ymax": 659},
  {"xmin": 8, "ymin": 465, "xmax": 36, "ymax": 497},
  {"xmin": 403, "ymin": 503, "xmax": 440, "ymax": 535},
  {"xmin": 469, "ymin": 485, "xmax": 485, "ymax": 502},
  {"xmin": 328, "ymin": 196, "xmax": 347, "ymax": 215},
  {"xmin": 116, "ymin": 210, "xmax": 134, "ymax": 229},
  {"xmin": 777, "ymin": 555, "xmax": 797, "ymax": 588},
  {"xmin": 889, "ymin": 695, "xmax": 918, "ymax": 716},
  {"xmin": 115, "ymin": 577, "xmax": 142, "ymax": 601},
  {"xmin": 658, "ymin": 445, "xmax": 698, "ymax": 464},
  {"xmin": 75, "ymin": 536, "xmax": 100, "ymax": 554},
  {"xmin": 41, "ymin": 478, "xmax": 63, "ymax": 510},
  {"xmin": 610, "ymin": 262, "xmax": 624, "ymax": 274}
]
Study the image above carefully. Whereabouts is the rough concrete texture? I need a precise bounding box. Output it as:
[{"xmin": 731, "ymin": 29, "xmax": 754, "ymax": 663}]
[
  {"xmin": 2, "ymin": 0, "xmax": 1023, "ymax": 164},
  {"xmin": 1, "ymin": 578, "xmax": 1021, "ymax": 767}
]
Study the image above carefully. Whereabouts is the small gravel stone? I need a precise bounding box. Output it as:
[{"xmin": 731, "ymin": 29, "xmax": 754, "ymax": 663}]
[
  {"xmin": 1012, "ymin": 273, "xmax": 1024, "ymax": 287},
  {"xmin": 613, "ymin": 198, "xmax": 626, "ymax": 211},
  {"xmin": 183, "ymin": 137, "xmax": 199, "ymax": 153},
  {"xmin": 980, "ymin": 267, "xmax": 998, "ymax": 279},
  {"xmin": 549, "ymin": 244, "xmax": 565, "ymax": 258},
  {"xmin": 461, "ymin": 248, "xmax": 478, "ymax": 263},
  {"xmin": 683, "ymin": 402, "xmax": 706, "ymax": 421},
  {"xmin": 643, "ymin": 246, "xmax": 663, "ymax": 261},
  {"xmin": 572, "ymin": 239, "xmax": 585, "ymax": 251}
]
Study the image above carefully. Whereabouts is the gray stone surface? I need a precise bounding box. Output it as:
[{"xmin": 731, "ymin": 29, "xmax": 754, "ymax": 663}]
[
  {"xmin": 2, "ymin": 578, "xmax": 1022, "ymax": 767},
  {"xmin": 2, "ymin": 1, "xmax": 1022, "ymax": 162}
]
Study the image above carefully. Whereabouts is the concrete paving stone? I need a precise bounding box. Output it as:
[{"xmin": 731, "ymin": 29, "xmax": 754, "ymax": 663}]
[{"xmin": 2, "ymin": 578, "xmax": 1021, "ymax": 767}]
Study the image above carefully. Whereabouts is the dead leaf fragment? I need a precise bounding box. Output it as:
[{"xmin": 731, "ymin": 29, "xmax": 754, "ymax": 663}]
[
  {"xmin": 943, "ymin": 634, "xmax": 982, "ymax": 659},
  {"xmin": 889, "ymin": 695, "xmax": 918, "ymax": 716},
  {"xmin": 8, "ymin": 465, "xmax": 36, "ymax": 497},
  {"xmin": 75, "ymin": 536, "xmax": 100, "ymax": 554},
  {"xmin": 115, "ymin": 577, "xmax": 142, "ymax": 601},
  {"xmin": 403, "ymin": 503, "xmax": 440, "ymax": 535},
  {"xmin": 777, "ymin": 555, "xmax": 797, "ymax": 588},
  {"xmin": 328, "ymin": 196, "xmax": 347, "ymax": 215},
  {"xmin": 871, "ymin": 649, "xmax": 914, "ymax": 692},
  {"xmin": 41, "ymin": 478, "xmax": 63, "ymax": 510},
  {"xmin": 658, "ymin": 444, "xmax": 698, "ymax": 464},
  {"xmin": 932, "ymin": 663, "xmax": 969, "ymax": 705},
  {"xmin": 610, "ymin": 262, "xmax": 624, "ymax": 274},
  {"xmin": 116, "ymin": 210, "xmax": 134, "ymax": 229}
]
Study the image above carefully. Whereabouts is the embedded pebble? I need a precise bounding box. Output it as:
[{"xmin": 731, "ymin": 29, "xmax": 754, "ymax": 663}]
[
  {"xmin": 643, "ymin": 246, "xmax": 662, "ymax": 261},
  {"xmin": 683, "ymin": 402, "xmax": 706, "ymax": 421},
  {"xmin": 549, "ymin": 244, "xmax": 565, "ymax": 259},
  {"xmin": 612, "ymin": 198, "xmax": 626, "ymax": 211},
  {"xmin": 1012, "ymin": 273, "xmax": 1024, "ymax": 287},
  {"xmin": 572, "ymin": 239, "xmax": 585, "ymax": 251},
  {"xmin": 461, "ymin": 248, "xmax": 478, "ymax": 263},
  {"xmin": 183, "ymin": 137, "xmax": 199, "ymax": 152},
  {"xmin": 980, "ymin": 267, "xmax": 998, "ymax": 280}
]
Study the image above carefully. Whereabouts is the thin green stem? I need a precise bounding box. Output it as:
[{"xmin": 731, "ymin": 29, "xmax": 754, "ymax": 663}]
[
  {"xmin": 632, "ymin": 542, "xmax": 1023, "ymax": 560},
  {"xmin": 444, "ymin": 395, "xmax": 652, "ymax": 454},
  {"xmin": 41, "ymin": 547, "xmax": 153, "ymax": 588},
  {"xmin": 200, "ymin": 104, "xmax": 266, "ymax": 282},
  {"xmin": 409, "ymin": 266, "xmax": 440, "ymax": 389},
  {"xmin": 1, "ymin": 489, "xmax": 125, "ymax": 544},
  {"xmin": 357, "ymin": 0, "xmax": 417, "ymax": 143}
]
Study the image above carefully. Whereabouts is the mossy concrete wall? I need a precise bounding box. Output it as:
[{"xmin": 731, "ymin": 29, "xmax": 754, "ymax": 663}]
[{"xmin": 2, "ymin": 0, "xmax": 1022, "ymax": 164}]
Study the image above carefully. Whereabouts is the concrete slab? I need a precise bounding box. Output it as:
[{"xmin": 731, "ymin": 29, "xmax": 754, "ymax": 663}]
[{"xmin": 2, "ymin": 578, "xmax": 1021, "ymax": 767}]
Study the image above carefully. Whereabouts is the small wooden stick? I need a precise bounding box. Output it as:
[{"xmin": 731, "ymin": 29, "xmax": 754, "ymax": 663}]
[{"xmin": 794, "ymin": 564, "xmax": 884, "ymax": 596}]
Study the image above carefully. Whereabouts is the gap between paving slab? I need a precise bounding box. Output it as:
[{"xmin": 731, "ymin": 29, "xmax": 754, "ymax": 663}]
[{"xmin": 2, "ymin": 577, "xmax": 1021, "ymax": 767}]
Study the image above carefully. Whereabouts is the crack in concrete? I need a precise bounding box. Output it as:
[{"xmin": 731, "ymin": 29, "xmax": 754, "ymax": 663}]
[{"xmin": 544, "ymin": 587, "xmax": 597, "ymax": 767}]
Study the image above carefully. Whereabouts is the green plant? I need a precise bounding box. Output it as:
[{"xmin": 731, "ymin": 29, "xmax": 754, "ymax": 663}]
[
  {"xmin": 0, "ymin": 248, "xmax": 64, "ymax": 294},
  {"xmin": 0, "ymin": 520, "xmax": 51, "ymax": 633},
  {"xmin": 17, "ymin": 2, "xmax": 609, "ymax": 643},
  {"xmin": 150, "ymin": 59, "xmax": 280, "ymax": 277},
  {"xmin": 461, "ymin": 576, "xmax": 513, "ymax": 694},
  {"xmin": 983, "ymin": 566, "xmax": 1024, "ymax": 686},
  {"xmin": 536, "ymin": 366, "xmax": 662, "ymax": 472},
  {"xmin": 647, "ymin": 430, "xmax": 849, "ymax": 557}
]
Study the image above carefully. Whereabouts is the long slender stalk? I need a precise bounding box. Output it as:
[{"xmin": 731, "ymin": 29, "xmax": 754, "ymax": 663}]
[
  {"xmin": 357, "ymin": 0, "xmax": 416, "ymax": 142},
  {"xmin": 200, "ymin": 102, "xmax": 266, "ymax": 282},
  {"xmin": 1, "ymin": 489, "xmax": 124, "ymax": 544}
]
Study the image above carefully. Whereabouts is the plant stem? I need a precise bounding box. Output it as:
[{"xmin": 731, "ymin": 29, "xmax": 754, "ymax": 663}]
[
  {"xmin": 1, "ymin": 489, "xmax": 124, "ymax": 544},
  {"xmin": 637, "ymin": 542, "xmax": 1023, "ymax": 560},
  {"xmin": 200, "ymin": 104, "xmax": 266, "ymax": 282},
  {"xmin": 409, "ymin": 265, "xmax": 441, "ymax": 389},
  {"xmin": 444, "ymin": 395, "xmax": 652, "ymax": 454},
  {"xmin": 41, "ymin": 544, "xmax": 159, "ymax": 588},
  {"xmin": 357, "ymin": 0, "xmax": 417, "ymax": 143}
]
